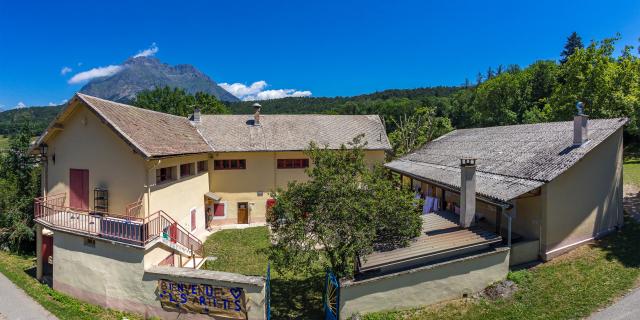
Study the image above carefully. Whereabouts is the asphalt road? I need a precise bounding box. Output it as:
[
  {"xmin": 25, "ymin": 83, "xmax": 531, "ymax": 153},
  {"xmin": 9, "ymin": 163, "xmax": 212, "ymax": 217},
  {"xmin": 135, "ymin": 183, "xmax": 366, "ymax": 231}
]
[
  {"xmin": 589, "ymin": 288, "xmax": 640, "ymax": 320},
  {"xmin": 0, "ymin": 273, "xmax": 57, "ymax": 320}
]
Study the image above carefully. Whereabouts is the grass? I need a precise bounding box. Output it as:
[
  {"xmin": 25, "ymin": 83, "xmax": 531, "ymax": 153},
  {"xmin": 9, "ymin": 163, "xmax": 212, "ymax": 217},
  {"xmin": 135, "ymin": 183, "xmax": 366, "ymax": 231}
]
[
  {"xmin": 624, "ymin": 153, "xmax": 640, "ymax": 187},
  {"xmin": 363, "ymin": 216, "xmax": 640, "ymax": 320},
  {"xmin": 0, "ymin": 251, "xmax": 145, "ymax": 320},
  {"xmin": 0, "ymin": 135, "xmax": 9, "ymax": 149},
  {"xmin": 202, "ymin": 227, "xmax": 325, "ymax": 319}
]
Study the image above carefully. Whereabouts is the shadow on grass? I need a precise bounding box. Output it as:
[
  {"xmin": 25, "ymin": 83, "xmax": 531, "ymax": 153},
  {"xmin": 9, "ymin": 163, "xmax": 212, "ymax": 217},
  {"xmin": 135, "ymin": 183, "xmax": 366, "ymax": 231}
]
[
  {"xmin": 271, "ymin": 274, "xmax": 324, "ymax": 319},
  {"xmin": 599, "ymin": 215, "xmax": 640, "ymax": 268}
]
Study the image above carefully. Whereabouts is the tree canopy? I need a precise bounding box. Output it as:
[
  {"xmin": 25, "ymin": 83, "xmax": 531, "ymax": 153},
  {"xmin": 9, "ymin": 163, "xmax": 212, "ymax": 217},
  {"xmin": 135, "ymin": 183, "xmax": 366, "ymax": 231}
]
[
  {"xmin": 133, "ymin": 86, "xmax": 229, "ymax": 116},
  {"xmin": 266, "ymin": 136, "xmax": 422, "ymax": 278}
]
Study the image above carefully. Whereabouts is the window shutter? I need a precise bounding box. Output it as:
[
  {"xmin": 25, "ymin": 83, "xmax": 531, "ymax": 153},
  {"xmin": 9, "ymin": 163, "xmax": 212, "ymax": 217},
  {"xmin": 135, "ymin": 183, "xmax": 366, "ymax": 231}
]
[{"xmin": 214, "ymin": 203, "xmax": 225, "ymax": 216}]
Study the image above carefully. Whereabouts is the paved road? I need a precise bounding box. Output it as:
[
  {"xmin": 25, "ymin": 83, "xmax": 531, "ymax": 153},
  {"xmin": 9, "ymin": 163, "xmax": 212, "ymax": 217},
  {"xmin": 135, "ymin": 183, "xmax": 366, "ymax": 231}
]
[
  {"xmin": 589, "ymin": 288, "xmax": 640, "ymax": 320},
  {"xmin": 0, "ymin": 273, "xmax": 57, "ymax": 320}
]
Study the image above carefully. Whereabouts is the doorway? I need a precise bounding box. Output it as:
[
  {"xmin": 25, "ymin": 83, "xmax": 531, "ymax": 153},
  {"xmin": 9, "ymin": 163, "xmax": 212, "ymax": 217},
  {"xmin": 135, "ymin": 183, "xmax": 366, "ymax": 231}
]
[
  {"xmin": 70, "ymin": 169, "xmax": 89, "ymax": 210},
  {"xmin": 42, "ymin": 235, "xmax": 53, "ymax": 280},
  {"xmin": 237, "ymin": 202, "xmax": 249, "ymax": 224}
]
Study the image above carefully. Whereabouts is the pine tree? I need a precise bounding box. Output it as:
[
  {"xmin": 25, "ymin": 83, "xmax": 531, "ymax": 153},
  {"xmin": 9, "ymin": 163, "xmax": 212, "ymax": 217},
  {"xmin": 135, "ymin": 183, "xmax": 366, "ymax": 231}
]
[{"xmin": 560, "ymin": 32, "xmax": 584, "ymax": 64}]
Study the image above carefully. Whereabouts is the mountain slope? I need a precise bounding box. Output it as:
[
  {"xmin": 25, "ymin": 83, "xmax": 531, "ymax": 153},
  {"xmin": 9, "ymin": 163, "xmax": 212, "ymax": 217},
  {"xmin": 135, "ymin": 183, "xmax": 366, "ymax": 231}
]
[
  {"xmin": 0, "ymin": 105, "xmax": 64, "ymax": 135},
  {"xmin": 79, "ymin": 56, "xmax": 239, "ymax": 102}
]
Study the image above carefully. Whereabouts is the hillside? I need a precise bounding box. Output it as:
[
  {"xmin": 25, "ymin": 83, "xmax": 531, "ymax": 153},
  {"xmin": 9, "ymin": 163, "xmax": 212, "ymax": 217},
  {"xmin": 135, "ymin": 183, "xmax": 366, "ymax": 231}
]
[
  {"xmin": 226, "ymin": 86, "xmax": 462, "ymax": 114},
  {"xmin": 79, "ymin": 56, "xmax": 239, "ymax": 102},
  {"xmin": 0, "ymin": 105, "xmax": 63, "ymax": 136}
]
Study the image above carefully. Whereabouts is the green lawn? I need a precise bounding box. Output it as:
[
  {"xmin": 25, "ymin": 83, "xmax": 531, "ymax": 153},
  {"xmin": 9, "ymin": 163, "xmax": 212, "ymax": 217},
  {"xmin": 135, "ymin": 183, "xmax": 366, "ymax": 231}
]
[
  {"xmin": 625, "ymin": 155, "xmax": 640, "ymax": 187},
  {"xmin": 363, "ymin": 216, "xmax": 640, "ymax": 320},
  {"xmin": 202, "ymin": 227, "xmax": 325, "ymax": 319},
  {"xmin": 0, "ymin": 251, "xmax": 145, "ymax": 320},
  {"xmin": 0, "ymin": 135, "xmax": 9, "ymax": 149}
]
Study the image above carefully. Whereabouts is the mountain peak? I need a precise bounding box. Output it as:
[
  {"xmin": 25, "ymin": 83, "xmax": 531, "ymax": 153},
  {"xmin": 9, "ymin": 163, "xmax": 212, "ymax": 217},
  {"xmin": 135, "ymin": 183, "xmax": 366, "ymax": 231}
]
[{"xmin": 78, "ymin": 57, "xmax": 239, "ymax": 102}]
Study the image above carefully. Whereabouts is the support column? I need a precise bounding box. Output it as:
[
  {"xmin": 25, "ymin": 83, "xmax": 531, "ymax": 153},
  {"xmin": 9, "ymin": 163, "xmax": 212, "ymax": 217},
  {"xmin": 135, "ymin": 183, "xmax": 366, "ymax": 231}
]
[{"xmin": 36, "ymin": 224, "xmax": 43, "ymax": 280}]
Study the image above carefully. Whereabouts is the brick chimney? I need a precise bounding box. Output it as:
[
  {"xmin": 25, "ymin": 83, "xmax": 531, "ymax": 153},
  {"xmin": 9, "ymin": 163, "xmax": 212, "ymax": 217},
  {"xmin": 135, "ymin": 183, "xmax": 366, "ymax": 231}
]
[
  {"xmin": 460, "ymin": 158, "xmax": 477, "ymax": 228},
  {"xmin": 573, "ymin": 101, "xmax": 588, "ymax": 146},
  {"xmin": 252, "ymin": 103, "xmax": 262, "ymax": 126}
]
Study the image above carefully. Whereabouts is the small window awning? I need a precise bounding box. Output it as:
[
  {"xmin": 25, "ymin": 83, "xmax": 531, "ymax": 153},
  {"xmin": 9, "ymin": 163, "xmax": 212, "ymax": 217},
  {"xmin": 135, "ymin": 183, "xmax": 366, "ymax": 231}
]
[{"xmin": 204, "ymin": 192, "xmax": 222, "ymax": 201}]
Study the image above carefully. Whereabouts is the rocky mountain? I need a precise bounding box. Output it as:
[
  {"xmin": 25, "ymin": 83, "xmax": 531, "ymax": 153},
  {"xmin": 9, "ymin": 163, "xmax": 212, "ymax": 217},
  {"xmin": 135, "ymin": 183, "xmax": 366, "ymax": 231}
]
[{"xmin": 79, "ymin": 56, "xmax": 239, "ymax": 102}]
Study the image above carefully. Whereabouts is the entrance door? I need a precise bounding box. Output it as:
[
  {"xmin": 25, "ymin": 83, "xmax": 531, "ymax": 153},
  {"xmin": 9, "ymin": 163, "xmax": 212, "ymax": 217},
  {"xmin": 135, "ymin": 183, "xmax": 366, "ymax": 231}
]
[
  {"xmin": 42, "ymin": 235, "xmax": 53, "ymax": 276},
  {"xmin": 70, "ymin": 169, "xmax": 89, "ymax": 210},
  {"xmin": 237, "ymin": 202, "xmax": 249, "ymax": 224}
]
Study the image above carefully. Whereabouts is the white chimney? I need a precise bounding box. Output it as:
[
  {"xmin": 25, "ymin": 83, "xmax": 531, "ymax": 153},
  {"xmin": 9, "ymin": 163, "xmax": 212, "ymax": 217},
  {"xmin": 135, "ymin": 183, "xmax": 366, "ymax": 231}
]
[
  {"xmin": 192, "ymin": 108, "xmax": 201, "ymax": 123},
  {"xmin": 573, "ymin": 101, "xmax": 588, "ymax": 146},
  {"xmin": 252, "ymin": 103, "xmax": 262, "ymax": 126},
  {"xmin": 460, "ymin": 158, "xmax": 476, "ymax": 228}
]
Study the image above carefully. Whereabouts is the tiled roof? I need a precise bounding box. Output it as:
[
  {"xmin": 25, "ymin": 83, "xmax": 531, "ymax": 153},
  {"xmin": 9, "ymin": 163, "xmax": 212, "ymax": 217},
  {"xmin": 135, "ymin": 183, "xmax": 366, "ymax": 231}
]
[
  {"xmin": 386, "ymin": 118, "xmax": 627, "ymax": 203},
  {"xmin": 48, "ymin": 94, "xmax": 390, "ymax": 158},
  {"xmin": 76, "ymin": 93, "xmax": 211, "ymax": 157},
  {"xmin": 195, "ymin": 114, "xmax": 391, "ymax": 152}
]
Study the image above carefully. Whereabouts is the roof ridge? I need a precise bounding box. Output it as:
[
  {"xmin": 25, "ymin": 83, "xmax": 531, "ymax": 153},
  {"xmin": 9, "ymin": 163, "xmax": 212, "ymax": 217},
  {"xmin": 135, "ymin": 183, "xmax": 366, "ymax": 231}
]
[
  {"xmin": 75, "ymin": 93, "xmax": 192, "ymax": 121},
  {"xmin": 454, "ymin": 117, "xmax": 628, "ymax": 132}
]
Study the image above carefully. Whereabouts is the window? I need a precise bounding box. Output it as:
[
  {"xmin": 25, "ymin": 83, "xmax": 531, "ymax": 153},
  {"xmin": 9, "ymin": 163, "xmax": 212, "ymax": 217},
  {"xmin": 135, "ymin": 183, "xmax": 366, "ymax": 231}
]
[
  {"xmin": 277, "ymin": 159, "xmax": 309, "ymax": 169},
  {"xmin": 214, "ymin": 159, "xmax": 246, "ymax": 170},
  {"xmin": 156, "ymin": 167, "xmax": 176, "ymax": 184},
  {"xmin": 213, "ymin": 203, "xmax": 225, "ymax": 216},
  {"xmin": 180, "ymin": 163, "xmax": 195, "ymax": 178},
  {"xmin": 197, "ymin": 160, "xmax": 208, "ymax": 173}
]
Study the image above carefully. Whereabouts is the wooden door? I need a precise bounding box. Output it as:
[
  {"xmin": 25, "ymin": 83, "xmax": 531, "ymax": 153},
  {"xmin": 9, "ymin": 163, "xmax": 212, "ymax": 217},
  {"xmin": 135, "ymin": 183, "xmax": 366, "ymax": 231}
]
[
  {"xmin": 237, "ymin": 202, "xmax": 249, "ymax": 224},
  {"xmin": 70, "ymin": 169, "xmax": 89, "ymax": 210}
]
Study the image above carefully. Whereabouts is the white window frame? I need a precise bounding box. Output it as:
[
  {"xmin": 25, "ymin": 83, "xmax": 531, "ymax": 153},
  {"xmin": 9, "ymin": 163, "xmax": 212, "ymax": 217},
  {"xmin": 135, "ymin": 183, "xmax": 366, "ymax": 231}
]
[{"xmin": 211, "ymin": 201, "xmax": 228, "ymax": 220}]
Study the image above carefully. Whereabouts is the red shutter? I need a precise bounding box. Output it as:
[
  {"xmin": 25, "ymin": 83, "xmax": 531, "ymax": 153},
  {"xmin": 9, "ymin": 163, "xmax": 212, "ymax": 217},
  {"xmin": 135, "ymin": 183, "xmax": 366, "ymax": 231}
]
[
  {"xmin": 213, "ymin": 203, "xmax": 225, "ymax": 216},
  {"xmin": 191, "ymin": 209, "xmax": 197, "ymax": 231},
  {"xmin": 266, "ymin": 199, "xmax": 276, "ymax": 208}
]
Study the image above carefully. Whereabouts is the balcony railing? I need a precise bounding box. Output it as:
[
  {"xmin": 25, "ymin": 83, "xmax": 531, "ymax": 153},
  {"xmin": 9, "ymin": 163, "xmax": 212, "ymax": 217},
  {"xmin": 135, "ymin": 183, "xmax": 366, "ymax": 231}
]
[{"xmin": 34, "ymin": 194, "xmax": 203, "ymax": 257}]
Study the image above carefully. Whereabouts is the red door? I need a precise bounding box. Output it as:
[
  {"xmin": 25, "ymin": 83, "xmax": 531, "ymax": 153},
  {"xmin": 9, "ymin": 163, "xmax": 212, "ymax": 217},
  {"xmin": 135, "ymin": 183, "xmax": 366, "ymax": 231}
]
[
  {"xmin": 42, "ymin": 235, "xmax": 53, "ymax": 275},
  {"xmin": 70, "ymin": 169, "xmax": 89, "ymax": 210}
]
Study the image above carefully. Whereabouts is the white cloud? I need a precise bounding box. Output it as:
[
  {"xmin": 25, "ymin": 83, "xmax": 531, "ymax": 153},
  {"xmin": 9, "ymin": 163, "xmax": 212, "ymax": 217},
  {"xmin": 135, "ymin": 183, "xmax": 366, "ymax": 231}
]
[
  {"xmin": 68, "ymin": 65, "xmax": 124, "ymax": 84},
  {"xmin": 133, "ymin": 42, "xmax": 159, "ymax": 58},
  {"xmin": 219, "ymin": 81, "xmax": 312, "ymax": 101},
  {"xmin": 15, "ymin": 102, "xmax": 26, "ymax": 109},
  {"xmin": 60, "ymin": 66, "xmax": 72, "ymax": 75}
]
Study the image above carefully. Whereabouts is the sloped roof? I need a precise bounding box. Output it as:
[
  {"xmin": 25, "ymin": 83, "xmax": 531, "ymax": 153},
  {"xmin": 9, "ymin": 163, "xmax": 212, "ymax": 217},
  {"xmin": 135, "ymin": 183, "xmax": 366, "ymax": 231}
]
[
  {"xmin": 35, "ymin": 93, "xmax": 390, "ymax": 158},
  {"xmin": 75, "ymin": 93, "xmax": 211, "ymax": 157},
  {"xmin": 386, "ymin": 118, "xmax": 627, "ymax": 203},
  {"xmin": 195, "ymin": 114, "xmax": 391, "ymax": 152}
]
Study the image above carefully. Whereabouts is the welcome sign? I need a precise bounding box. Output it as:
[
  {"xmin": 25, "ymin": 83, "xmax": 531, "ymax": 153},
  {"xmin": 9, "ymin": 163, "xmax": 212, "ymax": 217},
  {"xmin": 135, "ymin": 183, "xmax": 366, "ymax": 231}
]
[{"xmin": 158, "ymin": 279, "xmax": 247, "ymax": 319}]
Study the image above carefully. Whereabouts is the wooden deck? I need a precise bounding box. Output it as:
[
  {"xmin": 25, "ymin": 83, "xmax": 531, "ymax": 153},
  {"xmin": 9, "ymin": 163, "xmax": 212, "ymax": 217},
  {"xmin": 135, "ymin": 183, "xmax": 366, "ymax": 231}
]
[{"xmin": 359, "ymin": 211, "xmax": 502, "ymax": 273}]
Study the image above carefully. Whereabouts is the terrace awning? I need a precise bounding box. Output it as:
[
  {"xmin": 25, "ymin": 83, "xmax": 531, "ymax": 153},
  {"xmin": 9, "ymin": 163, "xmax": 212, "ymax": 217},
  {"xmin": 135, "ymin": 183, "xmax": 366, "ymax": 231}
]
[{"xmin": 204, "ymin": 192, "xmax": 222, "ymax": 202}]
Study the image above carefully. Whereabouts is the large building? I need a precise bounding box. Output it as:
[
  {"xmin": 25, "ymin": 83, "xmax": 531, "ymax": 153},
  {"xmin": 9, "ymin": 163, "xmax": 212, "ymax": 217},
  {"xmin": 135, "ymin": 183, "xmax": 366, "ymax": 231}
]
[
  {"xmin": 31, "ymin": 93, "xmax": 390, "ymax": 318},
  {"xmin": 340, "ymin": 114, "xmax": 627, "ymax": 317}
]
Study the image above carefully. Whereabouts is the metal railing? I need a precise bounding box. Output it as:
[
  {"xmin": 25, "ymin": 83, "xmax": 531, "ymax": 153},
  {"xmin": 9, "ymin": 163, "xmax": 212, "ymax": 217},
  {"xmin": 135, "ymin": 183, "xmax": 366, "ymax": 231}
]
[{"xmin": 33, "ymin": 194, "xmax": 203, "ymax": 257}]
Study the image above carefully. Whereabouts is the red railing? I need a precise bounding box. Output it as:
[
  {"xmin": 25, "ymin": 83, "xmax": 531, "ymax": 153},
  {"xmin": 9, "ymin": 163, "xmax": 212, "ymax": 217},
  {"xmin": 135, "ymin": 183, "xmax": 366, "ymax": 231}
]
[{"xmin": 34, "ymin": 194, "xmax": 203, "ymax": 257}]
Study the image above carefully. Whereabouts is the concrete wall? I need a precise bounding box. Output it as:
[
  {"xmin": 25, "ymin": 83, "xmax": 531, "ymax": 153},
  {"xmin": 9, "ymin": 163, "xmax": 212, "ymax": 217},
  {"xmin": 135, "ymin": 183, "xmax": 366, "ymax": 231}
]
[
  {"xmin": 52, "ymin": 231, "xmax": 266, "ymax": 319},
  {"xmin": 340, "ymin": 247, "xmax": 510, "ymax": 318},
  {"xmin": 210, "ymin": 150, "xmax": 386, "ymax": 225},
  {"xmin": 541, "ymin": 128, "xmax": 624, "ymax": 260},
  {"xmin": 44, "ymin": 102, "xmax": 148, "ymax": 215},
  {"xmin": 147, "ymin": 154, "xmax": 210, "ymax": 232},
  {"xmin": 52, "ymin": 232, "xmax": 148, "ymax": 314}
]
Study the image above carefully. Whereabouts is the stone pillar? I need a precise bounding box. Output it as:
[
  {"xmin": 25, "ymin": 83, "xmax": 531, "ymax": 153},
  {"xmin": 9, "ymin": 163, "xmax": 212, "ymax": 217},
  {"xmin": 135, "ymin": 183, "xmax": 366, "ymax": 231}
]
[{"xmin": 460, "ymin": 158, "xmax": 477, "ymax": 228}]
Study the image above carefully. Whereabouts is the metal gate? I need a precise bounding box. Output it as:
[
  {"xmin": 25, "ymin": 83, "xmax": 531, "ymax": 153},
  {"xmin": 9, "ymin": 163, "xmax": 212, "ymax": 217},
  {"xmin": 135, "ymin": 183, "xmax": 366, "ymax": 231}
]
[
  {"xmin": 323, "ymin": 270, "xmax": 340, "ymax": 320},
  {"xmin": 265, "ymin": 263, "xmax": 271, "ymax": 320}
]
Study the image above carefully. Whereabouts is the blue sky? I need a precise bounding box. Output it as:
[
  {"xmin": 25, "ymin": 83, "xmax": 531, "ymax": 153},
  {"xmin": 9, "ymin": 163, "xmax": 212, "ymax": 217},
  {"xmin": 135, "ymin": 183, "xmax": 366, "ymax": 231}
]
[{"xmin": 1, "ymin": 0, "xmax": 640, "ymax": 108}]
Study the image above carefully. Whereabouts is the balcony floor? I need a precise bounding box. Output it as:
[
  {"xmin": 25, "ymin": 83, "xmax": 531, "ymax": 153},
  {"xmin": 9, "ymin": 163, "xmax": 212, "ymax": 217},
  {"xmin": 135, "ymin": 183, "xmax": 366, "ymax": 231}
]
[{"xmin": 359, "ymin": 210, "xmax": 502, "ymax": 273}]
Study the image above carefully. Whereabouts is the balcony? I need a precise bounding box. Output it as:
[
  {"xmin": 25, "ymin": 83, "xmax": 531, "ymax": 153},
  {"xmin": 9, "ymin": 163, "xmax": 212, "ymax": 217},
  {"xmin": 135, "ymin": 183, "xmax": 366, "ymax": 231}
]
[{"xmin": 34, "ymin": 194, "xmax": 203, "ymax": 257}]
